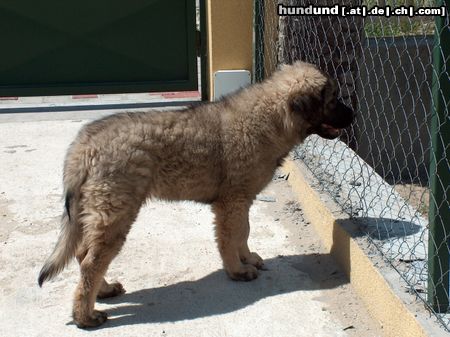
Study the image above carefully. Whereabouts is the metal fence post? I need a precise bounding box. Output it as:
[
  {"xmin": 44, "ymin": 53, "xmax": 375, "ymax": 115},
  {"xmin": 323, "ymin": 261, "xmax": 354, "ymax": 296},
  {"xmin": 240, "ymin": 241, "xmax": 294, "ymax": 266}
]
[
  {"xmin": 254, "ymin": 0, "xmax": 265, "ymax": 83},
  {"xmin": 427, "ymin": 2, "xmax": 450, "ymax": 313}
]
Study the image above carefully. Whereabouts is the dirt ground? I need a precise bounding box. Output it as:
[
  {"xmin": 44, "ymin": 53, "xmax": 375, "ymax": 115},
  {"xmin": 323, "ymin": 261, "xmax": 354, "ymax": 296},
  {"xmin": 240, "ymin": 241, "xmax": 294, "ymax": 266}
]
[
  {"xmin": 393, "ymin": 184, "xmax": 430, "ymax": 217},
  {"xmin": 267, "ymin": 177, "xmax": 383, "ymax": 336}
]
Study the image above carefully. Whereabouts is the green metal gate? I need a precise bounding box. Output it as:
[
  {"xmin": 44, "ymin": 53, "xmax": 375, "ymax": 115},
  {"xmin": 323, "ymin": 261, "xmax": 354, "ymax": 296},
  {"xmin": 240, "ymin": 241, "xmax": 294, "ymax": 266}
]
[{"xmin": 0, "ymin": 0, "xmax": 198, "ymax": 96}]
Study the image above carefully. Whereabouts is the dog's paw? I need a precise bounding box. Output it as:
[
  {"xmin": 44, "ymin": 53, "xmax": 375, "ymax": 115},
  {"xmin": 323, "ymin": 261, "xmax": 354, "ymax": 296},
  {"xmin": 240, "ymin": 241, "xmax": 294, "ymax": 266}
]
[
  {"xmin": 74, "ymin": 310, "xmax": 108, "ymax": 329},
  {"xmin": 97, "ymin": 282, "xmax": 125, "ymax": 299},
  {"xmin": 241, "ymin": 252, "xmax": 265, "ymax": 270},
  {"xmin": 228, "ymin": 264, "xmax": 259, "ymax": 282}
]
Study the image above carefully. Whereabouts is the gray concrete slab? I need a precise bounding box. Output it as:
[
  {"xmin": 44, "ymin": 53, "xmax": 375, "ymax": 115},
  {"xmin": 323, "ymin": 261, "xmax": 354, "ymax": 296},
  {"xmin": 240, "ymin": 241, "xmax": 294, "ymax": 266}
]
[{"xmin": 0, "ymin": 112, "xmax": 382, "ymax": 337}]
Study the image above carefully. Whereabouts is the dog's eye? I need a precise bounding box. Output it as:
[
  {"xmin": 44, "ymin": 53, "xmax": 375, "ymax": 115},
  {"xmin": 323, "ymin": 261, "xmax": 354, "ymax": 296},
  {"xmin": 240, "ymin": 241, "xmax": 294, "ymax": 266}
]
[
  {"xmin": 289, "ymin": 94, "xmax": 323, "ymax": 124},
  {"xmin": 290, "ymin": 95, "xmax": 320, "ymax": 114}
]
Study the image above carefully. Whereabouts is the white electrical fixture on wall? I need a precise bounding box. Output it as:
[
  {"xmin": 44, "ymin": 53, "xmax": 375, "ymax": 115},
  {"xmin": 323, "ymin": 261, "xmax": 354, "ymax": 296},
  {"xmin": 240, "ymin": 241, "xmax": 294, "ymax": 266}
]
[{"xmin": 213, "ymin": 70, "xmax": 251, "ymax": 101}]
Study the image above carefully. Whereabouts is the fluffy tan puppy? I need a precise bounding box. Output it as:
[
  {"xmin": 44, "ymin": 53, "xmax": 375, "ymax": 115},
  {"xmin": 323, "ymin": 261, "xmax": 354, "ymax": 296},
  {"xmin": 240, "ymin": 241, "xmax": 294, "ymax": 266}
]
[{"xmin": 38, "ymin": 61, "xmax": 354, "ymax": 328}]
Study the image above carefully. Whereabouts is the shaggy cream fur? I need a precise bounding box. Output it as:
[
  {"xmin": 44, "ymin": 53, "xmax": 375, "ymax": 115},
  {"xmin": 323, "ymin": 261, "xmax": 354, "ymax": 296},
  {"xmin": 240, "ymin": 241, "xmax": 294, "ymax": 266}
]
[{"xmin": 38, "ymin": 61, "xmax": 354, "ymax": 328}]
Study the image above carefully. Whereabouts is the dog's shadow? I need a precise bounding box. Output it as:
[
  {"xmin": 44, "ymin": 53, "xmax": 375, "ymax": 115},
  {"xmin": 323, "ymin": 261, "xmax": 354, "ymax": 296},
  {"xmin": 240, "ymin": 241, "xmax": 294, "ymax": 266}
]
[{"xmin": 99, "ymin": 254, "xmax": 346, "ymax": 328}]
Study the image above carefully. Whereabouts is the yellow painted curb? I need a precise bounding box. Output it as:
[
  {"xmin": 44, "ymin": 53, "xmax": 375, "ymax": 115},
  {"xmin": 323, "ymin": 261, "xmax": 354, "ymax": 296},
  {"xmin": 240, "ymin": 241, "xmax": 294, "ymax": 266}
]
[{"xmin": 281, "ymin": 158, "xmax": 434, "ymax": 337}]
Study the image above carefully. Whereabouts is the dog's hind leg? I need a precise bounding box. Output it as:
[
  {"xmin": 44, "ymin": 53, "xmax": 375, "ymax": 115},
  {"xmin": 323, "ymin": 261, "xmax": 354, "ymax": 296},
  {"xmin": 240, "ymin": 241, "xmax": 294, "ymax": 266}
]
[
  {"xmin": 212, "ymin": 198, "xmax": 263, "ymax": 281},
  {"xmin": 96, "ymin": 279, "xmax": 125, "ymax": 299},
  {"xmin": 76, "ymin": 245, "xmax": 125, "ymax": 300},
  {"xmin": 72, "ymin": 198, "xmax": 139, "ymax": 328},
  {"xmin": 72, "ymin": 231, "xmax": 128, "ymax": 328}
]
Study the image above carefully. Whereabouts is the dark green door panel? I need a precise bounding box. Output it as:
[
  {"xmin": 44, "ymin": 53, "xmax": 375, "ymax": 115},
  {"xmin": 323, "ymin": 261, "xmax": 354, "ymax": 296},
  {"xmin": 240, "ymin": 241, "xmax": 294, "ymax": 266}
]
[{"xmin": 0, "ymin": 0, "xmax": 198, "ymax": 96}]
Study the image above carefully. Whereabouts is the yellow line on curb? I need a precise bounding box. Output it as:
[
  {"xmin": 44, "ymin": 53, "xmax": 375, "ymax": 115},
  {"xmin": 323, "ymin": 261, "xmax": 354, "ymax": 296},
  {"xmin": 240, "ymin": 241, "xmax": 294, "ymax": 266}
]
[{"xmin": 282, "ymin": 159, "xmax": 430, "ymax": 337}]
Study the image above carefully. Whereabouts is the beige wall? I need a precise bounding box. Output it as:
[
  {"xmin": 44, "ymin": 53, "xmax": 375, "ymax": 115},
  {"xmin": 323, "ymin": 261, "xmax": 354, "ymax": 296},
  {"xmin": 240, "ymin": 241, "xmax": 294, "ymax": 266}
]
[{"xmin": 206, "ymin": 0, "xmax": 253, "ymax": 100}]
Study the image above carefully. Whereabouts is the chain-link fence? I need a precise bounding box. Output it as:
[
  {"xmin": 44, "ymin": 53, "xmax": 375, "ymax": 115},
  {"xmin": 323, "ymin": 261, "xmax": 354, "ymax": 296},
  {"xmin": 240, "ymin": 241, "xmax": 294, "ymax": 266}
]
[{"xmin": 254, "ymin": 0, "xmax": 449, "ymax": 331}]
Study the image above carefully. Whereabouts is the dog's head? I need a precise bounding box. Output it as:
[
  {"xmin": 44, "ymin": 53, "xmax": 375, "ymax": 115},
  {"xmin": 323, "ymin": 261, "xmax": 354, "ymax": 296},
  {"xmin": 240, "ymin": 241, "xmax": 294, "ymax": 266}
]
[{"xmin": 285, "ymin": 64, "xmax": 354, "ymax": 140}]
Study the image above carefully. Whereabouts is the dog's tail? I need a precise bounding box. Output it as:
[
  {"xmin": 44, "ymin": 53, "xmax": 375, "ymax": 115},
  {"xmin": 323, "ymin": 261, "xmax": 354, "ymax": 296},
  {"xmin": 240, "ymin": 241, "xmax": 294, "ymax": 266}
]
[
  {"xmin": 38, "ymin": 147, "xmax": 88, "ymax": 287},
  {"xmin": 38, "ymin": 190, "xmax": 82, "ymax": 287}
]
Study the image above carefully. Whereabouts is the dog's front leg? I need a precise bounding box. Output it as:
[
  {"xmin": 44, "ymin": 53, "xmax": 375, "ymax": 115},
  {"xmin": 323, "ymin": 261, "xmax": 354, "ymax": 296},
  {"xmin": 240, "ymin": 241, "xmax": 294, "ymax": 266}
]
[{"xmin": 212, "ymin": 198, "xmax": 264, "ymax": 281}]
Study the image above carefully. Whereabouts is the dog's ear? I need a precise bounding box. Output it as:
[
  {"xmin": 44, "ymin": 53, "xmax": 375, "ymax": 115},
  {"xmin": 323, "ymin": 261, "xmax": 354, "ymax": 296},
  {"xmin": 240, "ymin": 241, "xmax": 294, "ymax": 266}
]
[{"xmin": 289, "ymin": 93, "xmax": 322, "ymax": 124}]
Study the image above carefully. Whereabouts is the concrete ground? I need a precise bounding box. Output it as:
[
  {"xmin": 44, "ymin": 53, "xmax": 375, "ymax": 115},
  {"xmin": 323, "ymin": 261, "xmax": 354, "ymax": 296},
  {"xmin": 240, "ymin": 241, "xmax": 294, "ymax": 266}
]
[{"xmin": 0, "ymin": 110, "xmax": 383, "ymax": 337}]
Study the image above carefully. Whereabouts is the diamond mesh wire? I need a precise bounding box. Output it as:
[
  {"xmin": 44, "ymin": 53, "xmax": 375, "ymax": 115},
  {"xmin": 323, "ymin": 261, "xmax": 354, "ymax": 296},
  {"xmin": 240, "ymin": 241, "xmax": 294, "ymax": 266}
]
[{"xmin": 254, "ymin": 0, "xmax": 449, "ymax": 330}]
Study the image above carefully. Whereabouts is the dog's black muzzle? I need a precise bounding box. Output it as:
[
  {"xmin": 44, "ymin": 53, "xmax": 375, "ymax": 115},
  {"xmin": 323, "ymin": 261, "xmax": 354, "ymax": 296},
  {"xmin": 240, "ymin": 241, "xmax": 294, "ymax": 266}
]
[{"xmin": 316, "ymin": 100, "xmax": 355, "ymax": 139}]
